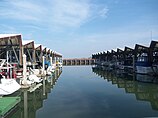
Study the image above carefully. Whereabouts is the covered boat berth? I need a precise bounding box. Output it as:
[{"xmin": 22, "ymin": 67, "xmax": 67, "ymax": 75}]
[
  {"xmin": 42, "ymin": 47, "xmax": 51, "ymax": 68},
  {"xmin": 124, "ymin": 46, "xmax": 134, "ymax": 68},
  {"xmin": 150, "ymin": 41, "xmax": 158, "ymax": 64},
  {"xmin": 134, "ymin": 44, "xmax": 152, "ymax": 74},
  {"xmin": 116, "ymin": 48, "xmax": 124, "ymax": 61},
  {"xmin": 150, "ymin": 41, "xmax": 158, "ymax": 74},
  {"xmin": 46, "ymin": 48, "xmax": 51, "ymax": 64},
  {"xmin": 53, "ymin": 51, "xmax": 62, "ymax": 65},
  {"xmin": 35, "ymin": 44, "xmax": 42, "ymax": 65},
  {"xmin": 134, "ymin": 44, "xmax": 150, "ymax": 60},
  {"xmin": 101, "ymin": 52, "xmax": 107, "ymax": 64},
  {"xmin": 96, "ymin": 52, "xmax": 105, "ymax": 65},
  {"xmin": 92, "ymin": 53, "xmax": 100, "ymax": 65},
  {"xmin": 0, "ymin": 34, "xmax": 23, "ymax": 66},
  {"xmin": 22, "ymin": 40, "xmax": 35, "ymax": 66},
  {"xmin": 116, "ymin": 48, "xmax": 124, "ymax": 69},
  {"xmin": 111, "ymin": 50, "xmax": 117, "ymax": 63}
]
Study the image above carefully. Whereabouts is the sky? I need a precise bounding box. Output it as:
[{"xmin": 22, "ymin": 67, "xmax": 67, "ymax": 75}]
[{"xmin": 0, "ymin": 0, "xmax": 158, "ymax": 58}]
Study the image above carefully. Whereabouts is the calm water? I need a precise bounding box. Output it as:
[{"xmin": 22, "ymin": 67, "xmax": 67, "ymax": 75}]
[{"xmin": 8, "ymin": 66, "xmax": 158, "ymax": 118}]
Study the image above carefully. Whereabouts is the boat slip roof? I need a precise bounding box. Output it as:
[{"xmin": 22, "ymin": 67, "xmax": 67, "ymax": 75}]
[
  {"xmin": 0, "ymin": 34, "xmax": 21, "ymax": 38},
  {"xmin": 35, "ymin": 44, "xmax": 42, "ymax": 49},
  {"xmin": 22, "ymin": 40, "xmax": 34, "ymax": 45}
]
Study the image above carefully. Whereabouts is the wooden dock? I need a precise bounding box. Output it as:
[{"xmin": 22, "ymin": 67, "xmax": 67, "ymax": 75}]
[
  {"xmin": 63, "ymin": 58, "xmax": 95, "ymax": 66},
  {"xmin": 0, "ymin": 97, "xmax": 21, "ymax": 118}
]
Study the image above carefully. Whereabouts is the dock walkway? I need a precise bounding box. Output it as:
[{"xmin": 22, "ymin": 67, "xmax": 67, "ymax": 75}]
[{"xmin": 0, "ymin": 97, "xmax": 21, "ymax": 118}]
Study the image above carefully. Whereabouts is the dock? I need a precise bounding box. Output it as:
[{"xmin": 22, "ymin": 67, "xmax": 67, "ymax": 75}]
[
  {"xmin": 92, "ymin": 40, "xmax": 158, "ymax": 75},
  {"xmin": 63, "ymin": 58, "xmax": 95, "ymax": 66},
  {"xmin": 0, "ymin": 34, "xmax": 63, "ymax": 118},
  {"xmin": 0, "ymin": 97, "xmax": 21, "ymax": 118},
  {"xmin": 0, "ymin": 34, "xmax": 62, "ymax": 83}
]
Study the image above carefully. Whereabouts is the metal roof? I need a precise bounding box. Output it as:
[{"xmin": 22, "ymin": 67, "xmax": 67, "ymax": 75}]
[
  {"xmin": 34, "ymin": 44, "xmax": 42, "ymax": 49},
  {"xmin": 22, "ymin": 40, "xmax": 34, "ymax": 49},
  {"xmin": 0, "ymin": 34, "xmax": 22, "ymax": 47},
  {"xmin": 22, "ymin": 40, "xmax": 34, "ymax": 45},
  {"xmin": 150, "ymin": 40, "xmax": 158, "ymax": 51},
  {"xmin": 0, "ymin": 34, "xmax": 21, "ymax": 38}
]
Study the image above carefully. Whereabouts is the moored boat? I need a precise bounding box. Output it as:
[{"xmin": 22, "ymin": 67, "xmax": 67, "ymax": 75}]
[
  {"xmin": 135, "ymin": 56, "xmax": 153, "ymax": 74},
  {"xmin": 0, "ymin": 76, "xmax": 21, "ymax": 96}
]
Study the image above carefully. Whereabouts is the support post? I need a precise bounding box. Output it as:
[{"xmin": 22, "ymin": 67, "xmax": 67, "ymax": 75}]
[
  {"xmin": 50, "ymin": 57, "xmax": 52, "ymax": 66},
  {"xmin": 43, "ymin": 77, "xmax": 46, "ymax": 96},
  {"xmin": 42, "ymin": 56, "xmax": 45, "ymax": 74},
  {"xmin": 133, "ymin": 55, "xmax": 135, "ymax": 73},
  {"xmin": 23, "ymin": 54, "xmax": 27, "ymax": 85},
  {"xmin": 7, "ymin": 51, "xmax": 9, "ymax": 78},
  {"xmin": 24, "ymin": 90, "xmax": 28, "ymax": 118}
]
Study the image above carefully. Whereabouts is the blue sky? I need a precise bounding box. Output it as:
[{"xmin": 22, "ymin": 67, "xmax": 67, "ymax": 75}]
[{"xmin": 0, "ymin": 0, "xmax": 158, "ymax": 58}]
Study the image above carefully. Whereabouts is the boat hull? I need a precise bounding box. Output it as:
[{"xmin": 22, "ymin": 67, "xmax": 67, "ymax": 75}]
[
  {"xmin": 136, "ymin": 61, "xmax": 153, "ymax": 74},
  {"xmin": 0, "ymin": 79, "xmax": 21, "ymax": 96}
]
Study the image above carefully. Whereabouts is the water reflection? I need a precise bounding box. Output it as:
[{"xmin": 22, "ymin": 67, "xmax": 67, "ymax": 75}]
[
  {"xmin": 7, "ymin": 67, "xmax": 62, "ymax": 118},
  {"xmin": 92, "ymin": 66, "xmax": 158, "ymax": 111}
]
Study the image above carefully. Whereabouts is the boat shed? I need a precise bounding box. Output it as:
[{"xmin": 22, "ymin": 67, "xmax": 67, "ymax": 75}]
[
  {"xmin": 0, "ymin": 34, "xmax": 23, "ymax": 65},
  {"xmin": 22, "ymin": 40, "xmax": 35, "ymax": 66},
  {"xmin": 35, "ymin": 44, "xmax": 42, "ymax": 64},
  {"xmin": 116, "ymin": 48, "xmax": 124, "ymax": 62},
  {"xmin": 98, "ymin": 52, "xmax": 104, "ymax": 63},
  {"xmin": 42, "ymin": 47, "xmax": 51, "ymax": 67},
  {"xmin": 150, "ymin": 41, "xmax": 158, "ymax": 64},
  {"xmin": 106, "ymin": 50, "xmax": 111, "ymax": 62},
  {"xmin": 102, "ymin": 51, "xmax": 106, "ymax": 62},
  {"xmin": 42, "ymin": 46, "xmax": 47, "ymax": 57},
  {"xmin": 124, "ymin": 46, "xmax": 134, "ymax": 66},
  {"xmin": 53, "ymin": 51, "xmax": 62, "ymax": 64},
  {"xmin": 134, "ymin": 44, "xmax": 151, "ymax": 62},
  {"xmin": 111, "ymin": 49, "xmax": 117, "ymax": 62},
  {"xmin": 46, "ymin": 48, "xmax": 51, "ymax": 62}
]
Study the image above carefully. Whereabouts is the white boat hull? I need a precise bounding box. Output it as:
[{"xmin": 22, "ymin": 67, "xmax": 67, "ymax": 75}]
[
  {"xmin": 0, "ymin": 79, "xmax": 21, "ymax": 96},
  {"xmin": 28, "ymin": 74, "xmax": 42, "ymax": 83}
]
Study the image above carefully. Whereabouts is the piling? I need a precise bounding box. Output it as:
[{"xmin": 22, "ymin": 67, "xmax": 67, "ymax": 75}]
[
  {"xmin": 23, "ymin": 54, "xmax": 27, "ymax": 85},
  {"xmin": 23, "ymin": 90, "xmax": 28, "ymax": 118},
  {"xmin": 133, "ymin": 55, "xmax": 135, "ymax": 73},
  {"xmin": 50, "ymin": 57, "xmax": 52, "ymax": 66},
  {"xmin": 42, "ymin": 56, "xmax": 45, "ymax": 75}
]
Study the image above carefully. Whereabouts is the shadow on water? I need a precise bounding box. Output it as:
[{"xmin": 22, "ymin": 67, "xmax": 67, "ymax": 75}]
[
  {"xmin": 6, "ymin": 67, "xmax": 62, "ymax": 118},
  {"xmin": 92, "ymin": 65, "xmax": 158, "ymax": 111}
]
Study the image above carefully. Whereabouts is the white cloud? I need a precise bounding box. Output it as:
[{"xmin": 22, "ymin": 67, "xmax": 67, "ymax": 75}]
[
  {"xmin": 0, "ymin": 0, "xmax": 109, "ymax": 29},
  {"xmin": 50, "ymin": 0, "xmax": 90, "ymax": 27},
  {"xmin": 0, "ymin": 0, "xmax": 46, "ymax": 21},
  {"xmin": 99, "ymin": 8, "xmax": 109, "ymax": 18}
]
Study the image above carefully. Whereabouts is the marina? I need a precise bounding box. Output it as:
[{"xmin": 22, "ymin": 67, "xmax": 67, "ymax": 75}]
[
  {"xmin": 0, "ymin": 0, "xmax": 158, "ymax": 117},
  {"xmin": 2, "ymin": 66, "xmax": 158, "ymax": 118},
  {"xmin": 0, "ymin": 34, "xmax": 158, "ymax": 117},
  {"xmin": 92, "ymin": 41, "xmax": 158, "ymax": 76},
  {"xmin": 0, "ymin": 34, "xmax": 158, "ymax": 118},
  {"xmin": 0, "ymin": 34, "xmax": 63, "ymax": 117}
]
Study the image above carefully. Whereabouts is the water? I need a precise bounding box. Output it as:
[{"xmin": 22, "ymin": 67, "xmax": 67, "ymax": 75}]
[{"xmin": 8, "ymin": 66, "xmax": 158, "ymax": 118}]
